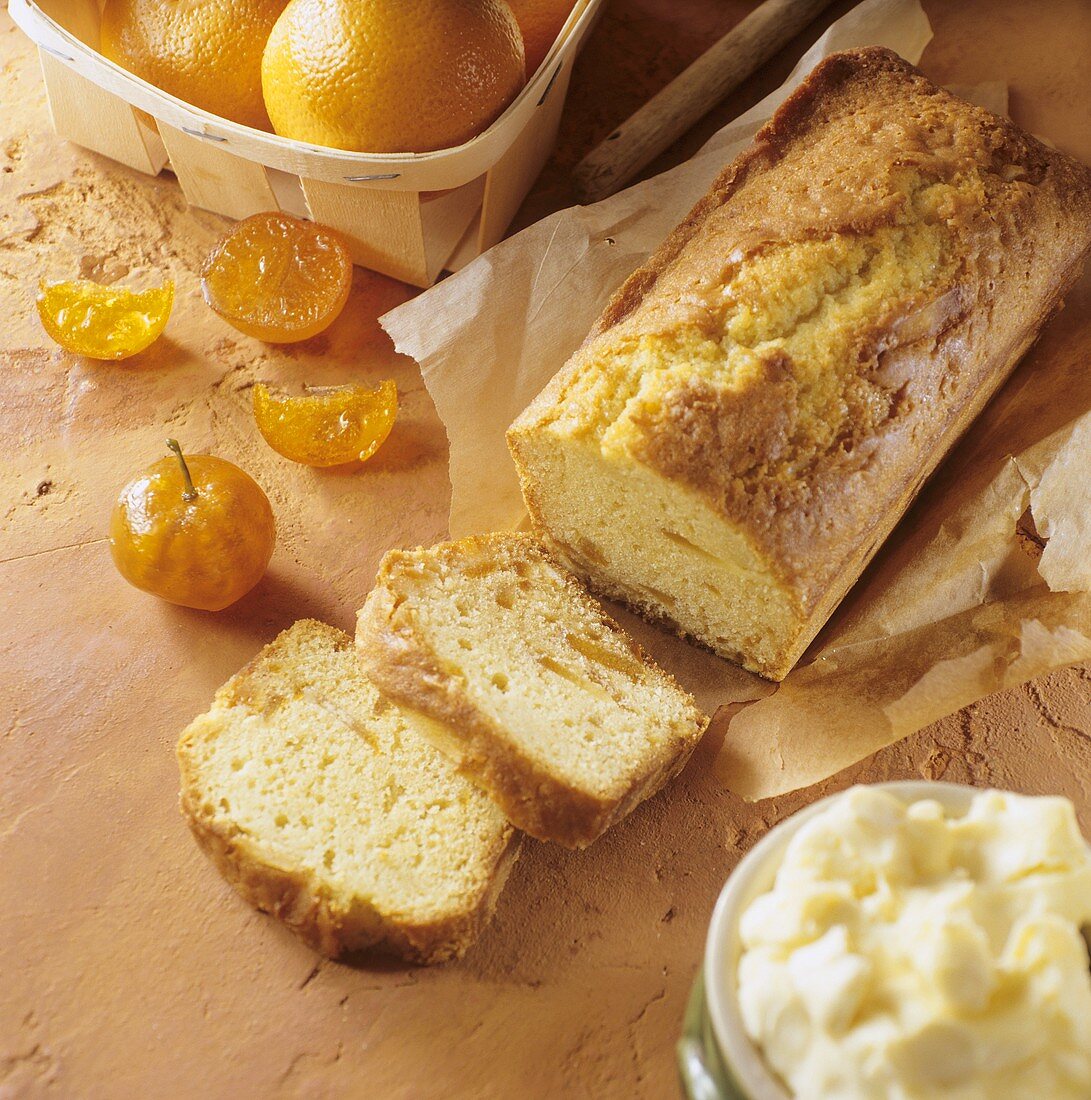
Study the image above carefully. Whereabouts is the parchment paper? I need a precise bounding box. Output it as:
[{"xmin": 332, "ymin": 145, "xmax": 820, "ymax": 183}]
[{"xmin": 381, "ymin": 0, "xmax": 1091, "ymax": 800}]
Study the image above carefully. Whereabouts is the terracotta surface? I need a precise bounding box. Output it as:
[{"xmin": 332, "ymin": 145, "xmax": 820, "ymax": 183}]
[{"xmin": 2, "ymin": 2, "xmax": 1090, "ymax": 1097}]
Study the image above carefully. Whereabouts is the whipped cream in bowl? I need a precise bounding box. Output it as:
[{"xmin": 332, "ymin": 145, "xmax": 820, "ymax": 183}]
[{"xmin": 698, "ymin": 782, "xmax": 1091, "ymax": 1100}]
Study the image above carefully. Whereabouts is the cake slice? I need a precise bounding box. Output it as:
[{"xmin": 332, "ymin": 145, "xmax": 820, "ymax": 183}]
[
  {"xmin": 177, "ymin": 620, "xmax": 518, "ymax": 964},
  {"xmin": 355, "ymin": 533, "xmax": 708, "ymax": 848}
]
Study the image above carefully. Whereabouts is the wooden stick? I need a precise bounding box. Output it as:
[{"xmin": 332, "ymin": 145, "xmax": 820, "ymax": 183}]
[{"xmin": 573, "ymin": 0, "xmax": 836, "ymax": 203}]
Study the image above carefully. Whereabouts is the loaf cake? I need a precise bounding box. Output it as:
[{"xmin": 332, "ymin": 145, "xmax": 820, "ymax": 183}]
[
  {"xmin": 508, "ymin": 46, "xmax": 1091, "ymax": 680},
  {"xmin": 355, "ymin": 533, "xmax": 708, "ymax": 848},
  {"xmin": 177, "ymin": 620, "xmax": 518, "ymax": 963}
]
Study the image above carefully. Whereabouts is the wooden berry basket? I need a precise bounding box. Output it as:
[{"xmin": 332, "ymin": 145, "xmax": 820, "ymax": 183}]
[{"xmin": 10, "ymin": 0, "xmax": 603, "ymax": 287}]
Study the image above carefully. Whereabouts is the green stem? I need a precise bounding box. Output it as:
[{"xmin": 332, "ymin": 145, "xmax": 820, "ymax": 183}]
[{"xmin": 166, "ymin": 439, "xmax": 198, "ymax": 501}]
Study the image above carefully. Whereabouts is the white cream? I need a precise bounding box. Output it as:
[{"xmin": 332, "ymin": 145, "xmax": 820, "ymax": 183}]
[{"xmin": 736, "ymin": 787, "xmax": 1091, "ymax": 1100}]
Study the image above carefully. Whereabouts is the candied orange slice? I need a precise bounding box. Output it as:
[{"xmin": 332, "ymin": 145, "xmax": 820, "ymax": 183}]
[
  {"xmin": 36, "ymin": 279, "xmax": 173, "ymax": 360},
  {"xmin": 252, "ymin": 380, "xmax": 397, "ymax": 466},
  {"xmin": 201, "ymin": 212, "xmax": 352, "ymax": 343}
]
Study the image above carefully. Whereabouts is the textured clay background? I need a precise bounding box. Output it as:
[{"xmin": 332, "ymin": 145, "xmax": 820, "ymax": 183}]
[{"xmin": 2, "ymin": 1, "xmax": 1090, "ymax": 1097}]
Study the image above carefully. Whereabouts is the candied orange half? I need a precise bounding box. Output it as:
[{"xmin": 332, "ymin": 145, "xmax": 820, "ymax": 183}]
[
  {"xmin": 37, "ymin": 279, "xmax": 173, "ymax": 360},
  {"xmin": 201, "ymin": 212, "xmax": 352, "ymax": 343},
  {"xmin": 253, "ymin": 380, "xmax": 397, "ymax": 467}
]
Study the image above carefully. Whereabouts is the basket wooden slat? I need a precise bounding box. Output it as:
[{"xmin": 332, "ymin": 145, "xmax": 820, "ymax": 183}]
[
  {"xmin": 479, "ymin": 58, "xmax": 573, "ymax": 254},
  {"xmin": 157, "ymin": 124, "xmax": 279, "ymax": 223},
  {"xmin": 301, "ymin": 183, "xmax": 429, "ymax": 287},
  {"xmin": 419, "ymin": 178, "xmax": 489, "ymax": 283},
  {"xmin": 39, "ymin": 50, "xmax": 168, "ymax": 176}
]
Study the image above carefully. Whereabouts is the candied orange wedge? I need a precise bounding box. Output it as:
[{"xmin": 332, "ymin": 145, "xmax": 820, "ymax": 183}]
[
  {"xmin": 252, "ymin": 380, "xmax": 397, "ymax": 467},
  {"xmin": 37, "ymin": 279, "xmax": 174, "ymax": 360},
  {"xmin": 201, "ymin": 212, "xmax": 352, "ymax": 343}
]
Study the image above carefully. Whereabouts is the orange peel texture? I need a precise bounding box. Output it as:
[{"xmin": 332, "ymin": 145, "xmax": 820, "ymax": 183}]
[
  {"xmin": 508, "ymin": 0, "xmax": 576, "ymax": 76},
  {"xmin": 100, "ymin": 0, "xmax": 288, "ymax": 130},
  {"xmin": 261, "ymin": 0, "xmax": 525, "ymax": 153}
]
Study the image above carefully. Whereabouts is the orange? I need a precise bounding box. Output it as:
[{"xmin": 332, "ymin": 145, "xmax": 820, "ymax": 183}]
[
  {"xmin": 261, "ymin": 0, "xmax": 526, "ymax": 153},
  {"xmin": 200, "ymin": 213, "xmax": 352, "ymax": 343},
  {"xmin": 253, "ymin": 381, "xmax": 398, "ymax": 467},
  {"xmin": 507, "ymin": 0, "xmax": 576, "ymax": 76},
  {"xmin": 100, "ymin": 0, "xmax": 289, "ymax": 130},
  {"xmin": 37, "ymin": 279, "xmax": 173, "ymax": 360},
  {"xmin": 110, "ymin": 440, "xmax": 276, "ymax": 611}
]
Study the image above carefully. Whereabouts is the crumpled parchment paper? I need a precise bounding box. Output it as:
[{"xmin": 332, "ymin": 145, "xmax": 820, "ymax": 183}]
[{"xmin": 380, "ymin": 0, "xmax": 1091, "ymax": 800}]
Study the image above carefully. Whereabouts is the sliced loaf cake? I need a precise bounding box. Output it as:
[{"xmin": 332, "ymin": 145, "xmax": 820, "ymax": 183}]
[
  {"xmin": 177, "ymin": 620, "xmax": 518, "ymax": 964},
  {"xmin": 355, "ymin": 533, "xmax": 708, "ymax": 848}
]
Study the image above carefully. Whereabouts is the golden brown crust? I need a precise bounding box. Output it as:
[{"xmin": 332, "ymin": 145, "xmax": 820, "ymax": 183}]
[
  {"xmin": 510, "ymin": 46, "xmax": 1091, "ymax": 679},
  {"xmin": 627, "ymin": 50, "xmax": 1090, "ymax": 606},
  {"xmin": 176, "ymin": 621, "xmax": 520, "ymax": 965},
  {"xmin": 593, "ymin": 47, "xmax": 1091, "ymax": 349},
  {"xmin": 178, "ymin": 778, "xmax": 520, "ymax": 965},
  {"xmin": 355, "ymin": 533, "xmax": 708, "ymax": 848}
]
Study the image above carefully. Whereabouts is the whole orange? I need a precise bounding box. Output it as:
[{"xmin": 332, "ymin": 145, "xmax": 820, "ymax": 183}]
[
  {"xmin": 100, "ymin": 0, "xmax": 289, "ymax": 130},
  {"xmin": 110, "ymin": 440, "xmax": 276, "ymax": 611},
  {"xmin": 507, "ymin": 0, "xmax": 576, "ymax": 76},
  {"xmin": 261, "ymin": 0, "xmax": 526, "ymax": 154}
]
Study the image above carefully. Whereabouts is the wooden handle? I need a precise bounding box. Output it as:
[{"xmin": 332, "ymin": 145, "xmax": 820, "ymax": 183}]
[{"xmin": 573, "ymin": 0, "xmax": 836, "ymax": 203}]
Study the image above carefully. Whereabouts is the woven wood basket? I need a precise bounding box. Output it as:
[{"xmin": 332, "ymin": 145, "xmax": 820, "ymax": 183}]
[{"xmin": 10, "ymin": 0, "xmax": 604, "ymax": 286}]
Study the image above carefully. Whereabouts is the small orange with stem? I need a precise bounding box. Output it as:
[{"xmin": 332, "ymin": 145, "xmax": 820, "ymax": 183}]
[
  {"xmin": 201, "ymin": 213, "xmax": 352, "ymax": 343},
  {"xmin": 110, "ymin": 440, "xmax": 276, "ymax": 611},
  {"xmin": 252, "ymin": 380, "xmax": 397, "ymax": 466}
]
